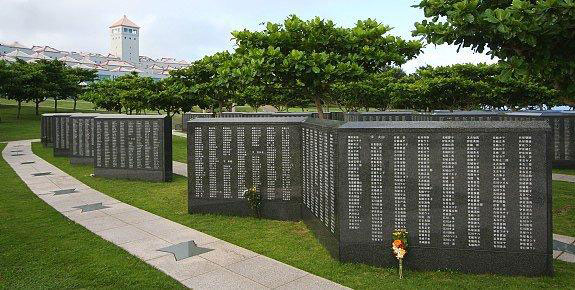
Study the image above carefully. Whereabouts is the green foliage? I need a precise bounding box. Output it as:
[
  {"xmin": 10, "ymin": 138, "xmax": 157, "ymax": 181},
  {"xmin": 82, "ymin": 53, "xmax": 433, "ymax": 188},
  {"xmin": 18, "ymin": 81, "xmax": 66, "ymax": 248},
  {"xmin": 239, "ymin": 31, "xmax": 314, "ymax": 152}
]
[
  {"xmin": 232, "ymin": 15, "xmax": 422, "ymax": 118},
  {"xmin": 389, "ymin": 63, "xmax": 557, "ymax": 111},
  {"xmin": 0, "ymin": 59, "xmax": 97, "ymax": 117},
  {"xmin": 243, "ymin": 186, "xmax": 263, "ymax": 218},
  {"xmin": 413, "ymin": 0, "xmax": 575, "ymax": 104},
  {"xmin": 171, "ymin": 51, "xmax": 248, "ymax": 115},
  {"xmin": 330, "ymin": 68, "xmax": 406, "ymax": 111}
]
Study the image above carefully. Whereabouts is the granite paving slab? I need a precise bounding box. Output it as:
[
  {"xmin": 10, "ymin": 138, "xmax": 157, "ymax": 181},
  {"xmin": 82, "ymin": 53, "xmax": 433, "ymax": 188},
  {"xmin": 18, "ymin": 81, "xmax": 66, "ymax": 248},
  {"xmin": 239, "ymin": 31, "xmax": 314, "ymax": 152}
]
[
  {"xmin": 2, "ymin": 140, "xmax": 350, "ymax": 289},
  {"xmin": 552, "ymin": 173, "xmax": 575, "ymax": 183},
  {"xmin": 173, "ymin": 161, "xmax": 187, "ymax": 177}
]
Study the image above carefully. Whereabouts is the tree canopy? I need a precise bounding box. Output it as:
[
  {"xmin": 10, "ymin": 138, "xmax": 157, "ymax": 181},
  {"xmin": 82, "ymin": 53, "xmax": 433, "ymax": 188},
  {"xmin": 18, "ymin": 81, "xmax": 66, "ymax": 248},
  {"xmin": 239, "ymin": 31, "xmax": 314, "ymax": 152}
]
[
  {"xmin": 232, "ymin": 15, "xmax": 423, "ymax": 118},
  {"xmin": 413, "ymin": 0, "xmax": 575, "ymax": 104}
]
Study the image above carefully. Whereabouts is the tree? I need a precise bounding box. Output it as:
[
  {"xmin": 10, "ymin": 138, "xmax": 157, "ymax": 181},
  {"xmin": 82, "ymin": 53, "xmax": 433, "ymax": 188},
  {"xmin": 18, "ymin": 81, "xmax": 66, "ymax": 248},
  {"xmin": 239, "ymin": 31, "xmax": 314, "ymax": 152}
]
[
  {"xmin": 233, "ymin": 15, "xmax": 422, "ymax": 118},
  {"xmin": 114, "ymin": 72, "xmax": 155, "ymax": 114},
  {"xmin": 330, "ymin": 68, "xmax": 406, "ymax": 111},
  {"xmin": 0, "ymin": 60, "xmax": 32, "ymax": 118},
  {"xmin": 388, "ymin": 63, "xmax": 557, "ymax": 111},
  {"xmin": 413, "ymin": 0, "xmax": 575, "ymax": 104},
  {"xmin": 61, "ymin": 67, "xmax": 98, "ymax": 111},
  {"xmin": 81, "ymin": 79, "xmax": 123, "ymax": 113},
  {"xmin": 36, "ymin": 59, "xmax": 68, "ymax": 113},
  {"xmin": 172, "ymin": 51, "xmax": 248, "ymax": 116},
  {"xmin": 150, "ymin": 77, "xmax": 206, "ymax": 117}
]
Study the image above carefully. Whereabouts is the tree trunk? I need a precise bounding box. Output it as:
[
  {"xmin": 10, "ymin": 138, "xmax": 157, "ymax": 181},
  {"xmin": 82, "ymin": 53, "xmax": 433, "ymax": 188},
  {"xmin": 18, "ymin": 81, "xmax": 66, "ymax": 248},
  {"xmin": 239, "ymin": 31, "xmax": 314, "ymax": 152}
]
[
  {"xmin": 219, "ymin": 101, "xmax": 224, "ymax": 117},
  {"xmin": 35, "ymin": 101, "xmax": 40, "ymax": 115},
  {"xmin": 55, "ymin": 98, "xmax": 58, "ymax": 113},
  {"xmin": 73, "ymin": 98, "xmax": 77, "ymax": 111},
  {"xmin": 17, "ymin": 101, "xmax": 22, "ymax": 118},
  {"xmin": 314, "ymin": 97, "xmax": 325, "ymax": 120}
]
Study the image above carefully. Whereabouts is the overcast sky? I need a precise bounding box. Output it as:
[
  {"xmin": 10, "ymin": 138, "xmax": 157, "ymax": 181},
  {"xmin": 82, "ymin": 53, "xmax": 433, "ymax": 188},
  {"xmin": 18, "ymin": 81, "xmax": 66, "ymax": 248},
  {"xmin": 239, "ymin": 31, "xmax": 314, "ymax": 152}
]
[{"xmin": 0, "ymin": 0, "xmax": 496, "ymax": 73}]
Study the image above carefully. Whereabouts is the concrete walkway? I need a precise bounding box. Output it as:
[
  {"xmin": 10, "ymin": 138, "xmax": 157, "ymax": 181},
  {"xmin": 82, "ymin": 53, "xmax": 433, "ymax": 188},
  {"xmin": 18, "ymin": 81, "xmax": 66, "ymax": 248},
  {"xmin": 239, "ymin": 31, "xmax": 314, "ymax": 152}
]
[
  {"xmin": 554, "ymin": 234, "xmax": 575, "ymax": 263},
  {"xmin": 172, "ymin": 130, "xmax": 187, "ymax": 138},
  {"xmin": 2, "ymin": 140, "xmax": 348, "ymax": 290},
  {"xmin": 552, "ymin": 173, "xmax": 575, "ymax": 183},
  {"xmin": 173, "ymin": 161, "xmax": 187, "ymax": 177}
]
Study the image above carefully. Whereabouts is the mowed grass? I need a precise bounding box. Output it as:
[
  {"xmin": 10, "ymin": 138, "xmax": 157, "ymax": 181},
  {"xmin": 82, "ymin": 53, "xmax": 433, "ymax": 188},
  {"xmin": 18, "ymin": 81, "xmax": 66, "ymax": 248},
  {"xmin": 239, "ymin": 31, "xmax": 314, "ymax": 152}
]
[
  {"xmin": 0, "ymin": 104, "xmax": 102, "ymax": 142},
  {"xmin": 0, "ymin": 143, "xmax": 183, "ymax": 289},
  {"xmin": 32, "ymin": 142, "xmax": 575, "ymax": 289},
  {"xmin": 0, "ymin": 97, "xmax": 98, "ymax": 111},
  {"xmin": 553, "ymin": 181, "xmax": 575, "ymax": 237},
  {"xmin": 172, "ymin": 135, "xmax": 188, "ymax": 163},
  {"xmin": 553, "ymin": 168, "xmax": 575, "ymax": 175}
]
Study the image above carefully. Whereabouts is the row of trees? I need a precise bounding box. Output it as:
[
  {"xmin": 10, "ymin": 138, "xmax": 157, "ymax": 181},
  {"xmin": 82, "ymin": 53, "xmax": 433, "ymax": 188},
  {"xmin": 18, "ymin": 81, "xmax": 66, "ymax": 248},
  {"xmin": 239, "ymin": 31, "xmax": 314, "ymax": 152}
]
[
  {"xmin": 110, "ymin": 12, "xmax": 564, "ymax": 116},
  {"xmin": 82, "ymin": 72, "xmax": 207, "ymax": 117},
  {"xmin": 6, "ymin": 1, "xmax": 575, "ymax": 118},
  {"xmin": 0, "ymin": 59, "xmax": 97, "ymax": 117}
]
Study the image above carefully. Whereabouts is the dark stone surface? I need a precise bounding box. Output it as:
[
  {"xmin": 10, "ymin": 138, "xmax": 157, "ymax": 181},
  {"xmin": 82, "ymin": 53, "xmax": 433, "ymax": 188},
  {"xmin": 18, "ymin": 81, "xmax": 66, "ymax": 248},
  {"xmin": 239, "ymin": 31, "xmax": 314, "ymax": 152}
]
[
  {"xmin": 186, "ymin": 118, "xmax": 553, "ymax": 276},
  {"xmin": 93, "ymin": 115, "xmax": 172, "ymax": 182},
  {"xmin": 181, "ymin": 112, "xmax": 213, "ymax": 132},
  {"xmin": 69, "ymin": 114, "xmax": 100, "ymax": 164},
  {"xmin": 73, "ymin": 202, "xmax": 110, "ymax": 213},
  {"xmin": 158, "ymin": 241, "xmax": 213, "ymax": 261},
  {"xmin": 32, "ymin": 172, "xmax": 52, "ymax": 176},
  {"xmin": 344, "ymin": 111, "xmax": 415, "ymax": 122},
  {"xmin": 51, "ymin": 113, "xmax": 75, "ymax": 157},
  {"xmin": 187, "ymin": 117, "xmax": 306, "ymax": 220},
  {"xmin": 41, "ymin": 113, "xmax": 56, "ymax": 147},
  {"xmin": 336, "ymin": 121, "xmax": 552, "ymax": 276}
]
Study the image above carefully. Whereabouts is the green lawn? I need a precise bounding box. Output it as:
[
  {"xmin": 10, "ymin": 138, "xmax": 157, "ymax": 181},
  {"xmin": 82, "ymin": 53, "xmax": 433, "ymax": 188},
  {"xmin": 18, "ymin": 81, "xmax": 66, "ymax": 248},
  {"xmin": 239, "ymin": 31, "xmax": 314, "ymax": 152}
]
[
  {"xmin": 0, "ymin": 104, "xmax": 97, "ymax": 142},
  {"xmin": 0, "ymin": 143, "xmax": 183, "ymax": 289},
  {"xmin": 31, "ymin": 142, "xmax": 575, "ymax": 289},
  {"xmin": 0, "ymin": 97, "xmax": 98, "ymax": 111},
  {"xmin": 553, "ymin": 168, "xmax": 575, "ymax": 176},
  {"xmin": 553, "ymin": 181, "xmax": 575, "ymax": 237},
  {"xmin": 172, "ymin": 135, "xmax": 187, "ymax": 163}
]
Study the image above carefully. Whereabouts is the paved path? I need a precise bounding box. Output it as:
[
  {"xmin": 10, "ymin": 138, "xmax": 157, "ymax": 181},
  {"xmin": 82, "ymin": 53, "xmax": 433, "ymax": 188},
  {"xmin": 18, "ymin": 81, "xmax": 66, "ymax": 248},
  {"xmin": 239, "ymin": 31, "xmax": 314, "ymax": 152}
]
[
  {"xmin": 552, "ymin": 173, "xmax": 575, "ymax": 183},
  {"xmin": 172, "ymin": 130, "xmax": 187, "ymax": 138},
  {"xmin": 2, "ymin": 140, "xmax": 348, "ymax": 290},
  {"xmin": 173, "ymin": 161, "xmax": 187, "ymax": 177},
  {"xmin": 554, "ymin": 234, "xmax": 575, "ymax": 263}
]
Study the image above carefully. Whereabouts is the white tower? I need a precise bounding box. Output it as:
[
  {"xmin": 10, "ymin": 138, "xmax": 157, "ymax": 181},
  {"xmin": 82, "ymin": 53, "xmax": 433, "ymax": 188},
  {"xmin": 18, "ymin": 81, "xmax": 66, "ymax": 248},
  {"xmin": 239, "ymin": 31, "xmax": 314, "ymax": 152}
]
[{"xmin": 109, "ymin": 15, "xmax": 140, "ymax": 64}]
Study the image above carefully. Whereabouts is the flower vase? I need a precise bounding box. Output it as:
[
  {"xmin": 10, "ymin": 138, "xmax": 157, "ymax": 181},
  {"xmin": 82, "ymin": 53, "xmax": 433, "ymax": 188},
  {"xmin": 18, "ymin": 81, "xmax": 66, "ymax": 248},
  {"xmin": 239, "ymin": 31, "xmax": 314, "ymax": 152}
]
[{"xmin": 399, "ymin": 258, "xmax": 403, "ymax": 279}]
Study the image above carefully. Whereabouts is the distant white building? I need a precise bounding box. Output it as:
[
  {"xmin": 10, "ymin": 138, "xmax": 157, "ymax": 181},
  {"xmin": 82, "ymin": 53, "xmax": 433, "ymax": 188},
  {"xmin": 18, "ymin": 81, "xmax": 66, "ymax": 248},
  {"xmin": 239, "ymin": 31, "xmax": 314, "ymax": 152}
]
[{"xmin": 0, "ymin": 15, "xmax": 191, "ymax": 81}]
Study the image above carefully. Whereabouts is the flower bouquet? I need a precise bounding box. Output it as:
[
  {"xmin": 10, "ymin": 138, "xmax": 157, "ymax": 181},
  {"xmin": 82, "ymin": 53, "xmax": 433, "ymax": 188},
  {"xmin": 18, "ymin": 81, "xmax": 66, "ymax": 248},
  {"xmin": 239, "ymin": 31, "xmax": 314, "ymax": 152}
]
[{"xmin": 392, "ymin": 230, "xmax": 408, "ymax": 279}]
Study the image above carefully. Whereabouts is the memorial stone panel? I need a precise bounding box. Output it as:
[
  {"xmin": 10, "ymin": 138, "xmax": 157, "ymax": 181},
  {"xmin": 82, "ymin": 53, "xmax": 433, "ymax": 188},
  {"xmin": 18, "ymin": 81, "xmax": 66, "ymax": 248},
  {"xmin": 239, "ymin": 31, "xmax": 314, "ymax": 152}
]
[
  {"xmin": 181, "ymin": 112, "xmax": 213, "ymax": 132},
  {"xmin": 52, "ymin": 113, "xmax": 74, "ymax": 156},
  {"xmin": 503, "ymin": 111, "xmax": 574, "ymax": 166},
  {"xmin": 94, "ymin": 115, "xmax": 172, "ymax": 181},
  {"xmin": 301, "ymin": 118, "xmax": 344, "ymax": 256},
  {"xmin": 344, "ymin": 112, "xmax": 415, "ymax": 122},
  {"xmin": 431, "ymin": 111, "xmax": 503, "ymax": 121},
  {"xmin": 187, "ymin": 117, "xmax": 305, "ymax": 220},
  {"xmin": 41, "ymin": 113, "xmax": 57, "ymax": 147},
  {"xmin": 69, "ymin": 114, "xmax": 100, "ymax": 164},
  {"xmin": 336, "ymin": 121, "xmax": 552, "ymax": 276}
]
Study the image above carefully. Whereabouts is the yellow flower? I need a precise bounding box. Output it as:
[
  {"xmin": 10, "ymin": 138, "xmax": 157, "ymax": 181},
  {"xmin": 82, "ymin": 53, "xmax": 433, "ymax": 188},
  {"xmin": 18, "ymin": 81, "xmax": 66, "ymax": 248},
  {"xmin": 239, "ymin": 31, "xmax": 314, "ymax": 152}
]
[{"xmin": 397, "ymin": 248, "xmax": 406, "ymax": 259}]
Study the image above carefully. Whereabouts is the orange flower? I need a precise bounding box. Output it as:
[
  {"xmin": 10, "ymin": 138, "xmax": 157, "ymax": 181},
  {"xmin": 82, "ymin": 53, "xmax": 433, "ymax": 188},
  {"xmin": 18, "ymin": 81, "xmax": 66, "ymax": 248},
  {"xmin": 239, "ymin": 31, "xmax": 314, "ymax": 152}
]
[{"xmin": 392, "ymin": 239, "xmax": 404, "ymax": 249}]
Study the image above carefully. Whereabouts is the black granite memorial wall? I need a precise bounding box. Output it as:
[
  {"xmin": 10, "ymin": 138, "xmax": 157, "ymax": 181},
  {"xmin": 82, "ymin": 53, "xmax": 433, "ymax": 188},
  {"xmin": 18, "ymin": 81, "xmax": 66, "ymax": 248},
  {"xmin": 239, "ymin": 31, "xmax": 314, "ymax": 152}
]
[
  {"xmin": 301, "ymin": 118, "xmax": 344, "ymax": 257},
  {"xmin": 187, "ymin": 117, "xmax": 306, "ymax": 220},
  {"xmin": 181, "ymin": 113, "xmax": 213, "ymax": 132},
  {"xmin": 69, "ymin": 114, "xmax": 99, "ymax": 164},
  {"xmin": 41, "ymin": 113, "xmax": 56, "ymax": 147},
  {"xmin": 187, "ymin": 118, "xmax": 553, "ymax": 276},
  {"xmin": 431, "ymin": 111, "xmax": 504, "ymax": 121},
  {"xmin": 335, "ymin": 121, "xmax": 552, "ymax": 276},
  {"xmin": 93, "ymin": 115, "xmax": 172, "ymax": 182},
  {"xmin": 344, "ymin": 112, "xmax": 415, "ymax": 122},
  {"xmin": 52, "ymin": 113, "xmax": 74, "ymax": 156},
  {"xmin": 502, "ymin": 111, "xmax": 575, "ymax": 166}
]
